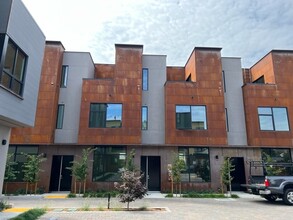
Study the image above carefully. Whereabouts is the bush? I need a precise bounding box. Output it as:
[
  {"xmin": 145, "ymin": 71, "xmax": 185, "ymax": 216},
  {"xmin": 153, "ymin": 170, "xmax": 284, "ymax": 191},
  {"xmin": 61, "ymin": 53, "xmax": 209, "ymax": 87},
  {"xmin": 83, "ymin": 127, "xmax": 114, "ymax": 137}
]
[
  {"xmin": 10, "ymin": 208, "xmax": 46, "ymax": 220},
  {"xmin": 0, "ymin": 201, "xmax": 7, "ymax": 212},
  {"xmin": 83, "ymin": 190, "xmax": 118, "ymax": 198},
  {"xmin": 67, "ymin": 193, "xmax": 77, "ymax": 198},
  {"xmin": 14, "ymin": 189, "xmax": 26, "ymax": 195}
]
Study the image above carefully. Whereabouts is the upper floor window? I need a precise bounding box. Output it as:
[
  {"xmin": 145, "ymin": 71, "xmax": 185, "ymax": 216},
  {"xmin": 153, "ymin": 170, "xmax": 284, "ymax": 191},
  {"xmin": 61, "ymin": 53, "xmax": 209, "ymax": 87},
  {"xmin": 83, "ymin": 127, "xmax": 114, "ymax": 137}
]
[
  {"xmin": 0, "ymin": 39, "xmax": 27, "ymax": 96},
  {"xmin": 176, "ymin": 105, "xmax": 207, "ymax": 130},
  {"xmin": 56, "ymin": 104, "xmax": 65, "ymax": 129},
  {"xmin": 258, "ymin": 107, "xmax": 289, "ymax": 131},
  {"xmin": 253, "ymin": 75, "xmax": 265, "ymax": 84},
  {"xmin": 60, "ymin": 65, "xmax": 68, "ymax": 88},
  {"xmin": 142, "ymin": 68, "xmax": 148, "ymax": 91},
  {"xmin": 142, "ymin": 106, "xmax": 148, "ymax": 130},
  {"xmin": 89, "ymin": 103, "xmax": 122, "ymax": 128}
]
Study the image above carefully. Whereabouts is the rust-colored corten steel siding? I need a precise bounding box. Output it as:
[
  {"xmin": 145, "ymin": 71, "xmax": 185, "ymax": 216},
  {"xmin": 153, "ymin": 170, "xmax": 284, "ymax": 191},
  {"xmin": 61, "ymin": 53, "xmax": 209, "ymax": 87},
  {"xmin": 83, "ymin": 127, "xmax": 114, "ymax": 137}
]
[
  {"xmin": 165, "ymin": 48, "xmax": 227, "ymax": 146},
  {"xmin": 78, "ymin": 45, "xmax": 143, "ymax": 145},
  {"xmin": 243, "ymin": 51, "xmax": 293, "ymax": 147},
  {"xmin": 10, "ymin": 42, "xmax": 64, "ymax": 144}
]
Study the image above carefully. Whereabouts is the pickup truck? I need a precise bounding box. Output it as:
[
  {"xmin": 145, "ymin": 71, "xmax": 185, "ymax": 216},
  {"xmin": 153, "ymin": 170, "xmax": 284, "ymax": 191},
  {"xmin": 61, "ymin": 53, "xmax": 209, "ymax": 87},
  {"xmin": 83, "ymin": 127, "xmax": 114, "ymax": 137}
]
[{"xmin": 242, "ymin": 161, "xmax": 293, "ymax": 205}]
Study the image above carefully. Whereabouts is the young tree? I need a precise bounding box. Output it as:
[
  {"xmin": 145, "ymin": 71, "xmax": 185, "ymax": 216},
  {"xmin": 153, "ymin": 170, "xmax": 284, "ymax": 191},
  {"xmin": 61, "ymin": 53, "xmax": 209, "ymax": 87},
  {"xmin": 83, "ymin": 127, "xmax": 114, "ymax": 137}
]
[
  {"xmin": 220, "ymin": 157, "xmax": 235, "ymax": 196},
  {"xmin": 22, "ymin": 154, "xmax": 46, "ymax": 194},
  {"xmin": 114, "ymin": 149, "xmax": 147, "ymax": 210},
  {"xmin": 114, "ymin": 169, "xmax": 147, "ymax": 210},
  {"xmin": 67, "ymin": 147, "xmax": 93, "ymax": 194},
  {"xmin": 171, "ymin": 156, "xmax": 186, "ymax": 197},
  {"xmin": 4, "ymin": 153, "xmax": 18, "ymax": 194}
]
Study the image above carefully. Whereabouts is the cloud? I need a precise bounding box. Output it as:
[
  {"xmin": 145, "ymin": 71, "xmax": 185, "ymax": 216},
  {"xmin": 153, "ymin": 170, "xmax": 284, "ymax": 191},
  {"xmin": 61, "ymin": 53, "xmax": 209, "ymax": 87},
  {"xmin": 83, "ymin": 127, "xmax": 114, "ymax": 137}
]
[{"xmin": 22, "ymin": 0, "xmax": 293, "ymax": 68}]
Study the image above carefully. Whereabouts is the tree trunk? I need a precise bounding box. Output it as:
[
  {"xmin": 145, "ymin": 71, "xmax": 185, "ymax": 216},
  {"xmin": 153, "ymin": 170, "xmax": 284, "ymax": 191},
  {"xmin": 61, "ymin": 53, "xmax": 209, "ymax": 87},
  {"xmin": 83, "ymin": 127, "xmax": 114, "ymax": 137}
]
[
  {"xmin": 74, "ymin": 180, "xmax": 76, "ymax": 194},
  {"xmin": 35, "ymin": 182, "xmax": 38, "ymax": 194},
  {"xmin": 83, "ymin": 180, "xmax": 86, "ymax": 194},
  {"xmin": 5, "ymin": 182, "xmax": 8, "ymax": 195},
  {"xmin": 179, "ymin": 182, "xmax": 181, "ymax": 197},
  {"xmin": 25, "ymin": 182, "xmax": 28, "ymax": 194},
  {"xmin": 127, "ymin": 201, "xmax": 130, "ymax": 211}
]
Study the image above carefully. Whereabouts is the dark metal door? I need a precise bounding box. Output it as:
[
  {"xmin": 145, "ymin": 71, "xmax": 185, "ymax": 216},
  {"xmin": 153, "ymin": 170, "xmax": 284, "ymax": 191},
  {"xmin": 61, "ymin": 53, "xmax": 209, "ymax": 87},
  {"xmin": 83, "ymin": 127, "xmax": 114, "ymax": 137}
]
[
  {"xmin": 141, "ymin": 156, "xmax": 161, "ymax": 191},
  {"xmin": 230, "ymin": 157, "xmax": 246, "ymax": 191},
  {"xmin": 49, "ymin": 155, "xmax": 73, "ymax": 191}
]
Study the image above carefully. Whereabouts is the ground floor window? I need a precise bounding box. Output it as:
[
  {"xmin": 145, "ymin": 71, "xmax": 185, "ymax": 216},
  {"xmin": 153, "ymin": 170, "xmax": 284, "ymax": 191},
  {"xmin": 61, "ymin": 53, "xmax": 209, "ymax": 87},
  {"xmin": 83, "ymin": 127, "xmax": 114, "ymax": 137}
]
[
  {"xmin": 92, "ymin": 146, "xmax": 126, "ymax": 181},
  {"xmin": 178, "ymin": 147, "xmax": 210, "ymax": 182},
  {"xmin": 7, "ymin": 145, "xmax": 39, "ymax": 182},
  {"xmin": 261, "ymin": 148, "xmax": 293, "ymax": 175}
]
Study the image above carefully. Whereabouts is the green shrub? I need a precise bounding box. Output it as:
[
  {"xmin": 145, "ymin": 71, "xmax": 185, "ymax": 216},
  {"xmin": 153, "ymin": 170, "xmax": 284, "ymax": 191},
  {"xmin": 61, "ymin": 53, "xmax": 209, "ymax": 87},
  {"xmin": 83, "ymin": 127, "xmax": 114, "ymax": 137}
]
[
  {"xmin": 67, "ymin": 193, "xmax": 77, "ymax": 198},
  {"xmin": 83, "ymin": 190, "xmax": 118, "ymax": 198},
  {"xmin": 165, "ymin": 193, "xmax": 174, "ymax": 198},
  {"xmin": 14, "ymin": 188, "xmax": 26, "ymax": 195},
  {"xmin": 0, "ymin": 201, "xmax": 7, "ymax": 212},
  {"xmin": 10, "ymin": 208, "xmax": 46, "ymax": 220}
]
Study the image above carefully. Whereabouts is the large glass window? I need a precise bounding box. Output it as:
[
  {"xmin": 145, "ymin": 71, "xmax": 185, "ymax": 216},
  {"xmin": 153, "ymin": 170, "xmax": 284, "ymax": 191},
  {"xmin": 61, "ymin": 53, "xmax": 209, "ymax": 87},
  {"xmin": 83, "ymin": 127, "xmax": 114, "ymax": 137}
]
[
  {"xmin": 56, "ymin": 104, "xmax": 65, "ymax": 129},
  {"xmin": 0, "ymin": 40, "xmax": 27, "ymax": 96},
  {"xmin": 142, "ymin": 106, "xmax": 148, "ymax": 130},
  {"xmin": 92, "ymin": 146, "xmax": 126, "ymax": 181},
  {"xmin": 7, "ymin": 146, "xmax": 39, "ymax": 182},
  {"xmin": 261, "ymin": 148, "xmax": 293, "ymax": 175},
  {"xmin": 60, "ymin": 65, "xmax": 68, "ymax": 88},
  {"xmin": 89, "ymin": 103, "xmax": 122, "ymax": 128},
  {"xmin": 179, "ymin": 147, "xmax": 210, "ymax": 182},
  {"xmin": 176, "ymin": 105, "xmax": 207, "ymax": 130},
  {"xmin": 142, "ymin": 68, "xmax": 148, "ymax": 91},
  {"xmin": 258, "ymin": 107, "xmax": 289, "ymax": 131}
]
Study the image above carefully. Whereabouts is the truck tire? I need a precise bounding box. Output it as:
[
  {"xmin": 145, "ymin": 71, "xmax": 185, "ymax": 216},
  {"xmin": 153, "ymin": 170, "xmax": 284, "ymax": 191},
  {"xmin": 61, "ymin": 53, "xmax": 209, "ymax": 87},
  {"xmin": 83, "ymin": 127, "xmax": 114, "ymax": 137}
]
[
  {"xmin": 283, "ymin": 189, "xmax": 293, "ymax": 205},
  {"xmin": 263, "ymin": 195, "xmax": 277, "ymax": 202}
]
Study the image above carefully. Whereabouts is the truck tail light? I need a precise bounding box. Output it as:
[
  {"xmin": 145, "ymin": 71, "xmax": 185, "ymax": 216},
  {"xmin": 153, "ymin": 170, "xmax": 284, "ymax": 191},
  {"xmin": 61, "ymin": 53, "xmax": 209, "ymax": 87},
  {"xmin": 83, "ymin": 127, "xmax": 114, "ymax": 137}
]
[{"xmin": 264, "ymin": 178, "xmax": 270, "ymax": 187}]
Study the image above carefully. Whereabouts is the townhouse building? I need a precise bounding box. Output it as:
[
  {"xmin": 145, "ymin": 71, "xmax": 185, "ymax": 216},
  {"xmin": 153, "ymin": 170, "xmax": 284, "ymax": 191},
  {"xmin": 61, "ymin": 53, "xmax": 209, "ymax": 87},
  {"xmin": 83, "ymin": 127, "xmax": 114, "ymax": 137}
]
[
  {"xmin": 0, "ymin": 0, "xmax": 45, "ymax": 194},
  {"xmin": 6, "ymin": 38, "xmax": 293, "ymax": 193}
]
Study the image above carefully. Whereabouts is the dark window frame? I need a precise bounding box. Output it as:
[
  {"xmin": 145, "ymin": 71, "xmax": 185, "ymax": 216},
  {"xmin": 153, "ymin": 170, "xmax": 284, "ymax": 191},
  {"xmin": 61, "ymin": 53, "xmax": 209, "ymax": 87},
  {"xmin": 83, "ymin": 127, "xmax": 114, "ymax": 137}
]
[
  {"xmin": 258, "ymin": 107, "xmax": 290, "ymax": 131},
  {"xmin": 7, "ymin": 145, "xmax": 39, "ymax": 182},
  {"xmin": 142, "ymin": 68, "xmax": 148, "ymax": 91},
  {"xmin": 92, "ymin": 146, "xmax": 126, "ymax": 182},
  {"xmin": 0, "ymin": 38, "xmax": 28, "ymax": 96},
  {"xmin": 56, "ymin": 104, "xmax": 65, "ymax": 129},
  {"xmin": 60, "ymin": 65, "xmax": 68, "ymax": 88},
  {"xmin": 176, "ymin": 105, "xmax": 207, "ymax": 130},
  {"xmin": 178, "ymin": 147, "xmax": 211, "ymax": 183},
  {"xmin": 142, "ymin": 106, "xmax": 148, "ymax": 130},
  {"xmin": 89, "ymin": 103, "xmax": 123, "ymax": 128}
]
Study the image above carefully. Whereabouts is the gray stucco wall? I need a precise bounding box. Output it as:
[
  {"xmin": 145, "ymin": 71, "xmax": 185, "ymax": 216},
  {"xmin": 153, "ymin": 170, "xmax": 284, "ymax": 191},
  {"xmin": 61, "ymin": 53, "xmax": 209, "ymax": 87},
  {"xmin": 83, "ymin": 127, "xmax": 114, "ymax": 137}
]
[
  {"xmin": 142, "ymin": 55, "xmax": 166, "ymax": 145},
  {"xmin": 0, "ymin": 125, "xmax": 11, "ymax": 195},
  {"xmin": 54, "ymin": 52, "xmax": 95, "ymax": 144},
  {"xmin": 222, "ymin": 57, "xmax": 247, "ymax": 146},
  {"xmin": 0, "ymin": 0, "xmax": 45, "ymax": 127},
  {"xmin": 0, "ymin": 0, "xmax": 11, "ymax": 33}
]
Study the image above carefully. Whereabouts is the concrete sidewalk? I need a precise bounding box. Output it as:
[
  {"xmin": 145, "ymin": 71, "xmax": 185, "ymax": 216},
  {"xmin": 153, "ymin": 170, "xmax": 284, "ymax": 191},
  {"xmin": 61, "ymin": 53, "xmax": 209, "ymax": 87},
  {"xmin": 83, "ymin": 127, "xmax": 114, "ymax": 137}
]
[{"xmin": 0, "ymin": 191, "xmax": 259, "ymax": 220}]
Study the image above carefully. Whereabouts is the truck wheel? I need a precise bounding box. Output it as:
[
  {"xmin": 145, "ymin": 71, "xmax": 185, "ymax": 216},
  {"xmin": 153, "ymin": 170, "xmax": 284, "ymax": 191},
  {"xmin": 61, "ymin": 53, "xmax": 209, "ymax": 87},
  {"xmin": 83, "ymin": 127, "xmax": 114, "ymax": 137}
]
[
  {"xmin": 283, "ymin": 189, "xmax": 293, "ymax": 205},
  {"xmin": 263, "ymin": 195, "xmax": 277, "ymax": 202}
]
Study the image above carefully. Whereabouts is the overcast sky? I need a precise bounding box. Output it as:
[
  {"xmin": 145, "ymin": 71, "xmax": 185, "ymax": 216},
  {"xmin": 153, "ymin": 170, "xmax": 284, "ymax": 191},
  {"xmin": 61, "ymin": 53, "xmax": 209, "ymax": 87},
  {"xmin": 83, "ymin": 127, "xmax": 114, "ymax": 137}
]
[{"xmin": 22, "ymin": 0, "xmax": 293, "ymax": 68}]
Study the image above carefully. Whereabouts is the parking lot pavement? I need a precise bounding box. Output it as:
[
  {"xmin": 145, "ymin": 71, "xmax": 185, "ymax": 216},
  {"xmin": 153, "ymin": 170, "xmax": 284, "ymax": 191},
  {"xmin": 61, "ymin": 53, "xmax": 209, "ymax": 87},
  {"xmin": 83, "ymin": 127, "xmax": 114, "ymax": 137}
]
[{"xmin": 1, "ymin": 192, "xmax": 293, "ymax": 220}]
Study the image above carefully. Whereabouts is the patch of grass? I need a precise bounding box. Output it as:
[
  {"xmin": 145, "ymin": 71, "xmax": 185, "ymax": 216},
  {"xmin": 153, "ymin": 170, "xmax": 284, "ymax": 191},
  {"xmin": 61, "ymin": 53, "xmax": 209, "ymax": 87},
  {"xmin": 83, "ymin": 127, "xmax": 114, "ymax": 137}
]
[{"xmin": 9, "ymin": 208, "xmax": 46, "ymax": 220}]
